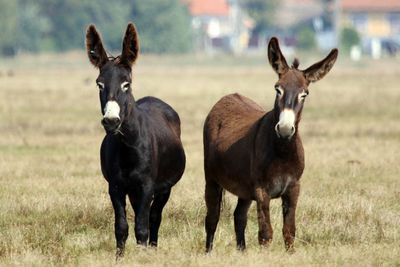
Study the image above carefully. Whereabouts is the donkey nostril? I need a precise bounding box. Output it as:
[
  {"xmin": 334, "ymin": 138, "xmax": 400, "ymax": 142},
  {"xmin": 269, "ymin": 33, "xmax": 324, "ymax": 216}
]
[
  {"xmin": 275, "ymin": 123, "xmax": 296, "ymax": 138},
  {"xmin": 102, "ymin": 117, "xmax": 120, "ymax": 127}
]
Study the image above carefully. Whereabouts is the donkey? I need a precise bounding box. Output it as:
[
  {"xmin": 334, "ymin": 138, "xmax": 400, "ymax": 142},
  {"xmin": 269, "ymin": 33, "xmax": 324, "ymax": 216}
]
[
  {"xmin": 85, "ymin": 23, "xmax": 186, "ymax": 258},
  {"xmin": 203, "ymin": 37, "xmax": 338, "ymax": 252}
]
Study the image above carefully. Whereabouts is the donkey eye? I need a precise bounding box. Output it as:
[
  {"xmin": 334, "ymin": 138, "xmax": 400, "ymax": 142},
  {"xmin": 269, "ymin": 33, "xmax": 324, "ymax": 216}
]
[
  {"xmin": 96, "ymin": 82, "xmax": 105, "ymax": 91},
  {"xmin": 299, "ymin": 91, "xmax": 309, "ymax": 100},
  {"xmin": 275, "ymin": 86, "xmax": 283, "ymax": 96},
  {"xmin": 121, "ymin": 81, "xmax": 130, "ymax": 92}
]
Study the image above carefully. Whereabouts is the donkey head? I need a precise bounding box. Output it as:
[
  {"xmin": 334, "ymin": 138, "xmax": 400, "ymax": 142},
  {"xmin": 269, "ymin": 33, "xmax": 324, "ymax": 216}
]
[
  {"xmin": 86, "ymin": 23, "xmax": 139, "ymax": 133},
  {"xmin": 268, "ymin": 37, "xmax": 338, "ymax": 139}
]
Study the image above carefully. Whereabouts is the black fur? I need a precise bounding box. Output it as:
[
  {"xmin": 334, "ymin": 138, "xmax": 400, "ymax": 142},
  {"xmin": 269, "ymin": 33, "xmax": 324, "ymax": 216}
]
[{"xmin": 86, "ymin": 23, "xmax": 185, "ymax": 258}]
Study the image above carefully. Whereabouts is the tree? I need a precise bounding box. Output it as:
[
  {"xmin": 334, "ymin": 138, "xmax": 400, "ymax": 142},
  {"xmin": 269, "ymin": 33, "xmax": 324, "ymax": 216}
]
[
  {"xmin": 0, "ymin": 0, "xmax": 17, "ymax": 55},
  {"xmin": 239, "ymin": 0, "xmax": 278, "ymax": 34},
  {"xmin": 341, "ymin": 26, "xmax": 360, "ymax": 52},
  {"xmin": 17, "ymin": 1, "xmax": 52, "ymax": 52},
  {"xmin": 0, "ymin": 0, "xmax": 192, "ymax": 55},
  {"xmin": 36, "ymin": 0, "xmax": 131, "ymax": 51},
  {"xmin": 297, "ymin": 26, "xmax": 316, "ymax": 50},
  {"xmin": 132, "ymin": 0, "xmax": 192, "ymax": 53}
]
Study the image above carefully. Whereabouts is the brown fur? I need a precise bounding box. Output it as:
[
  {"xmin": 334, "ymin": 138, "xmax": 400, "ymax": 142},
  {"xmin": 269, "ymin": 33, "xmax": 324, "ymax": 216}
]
[{"xmin": 203, "ymin": 37, "xmax": 338, "ymax": 252}]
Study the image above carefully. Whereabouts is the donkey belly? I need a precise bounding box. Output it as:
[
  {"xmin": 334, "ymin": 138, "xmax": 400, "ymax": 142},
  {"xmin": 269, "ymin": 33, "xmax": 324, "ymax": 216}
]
[
  {"xmin": 204, "ymin": 93, "xmax": 266, "ymax": 200},
  {"xmin": 155, "ymin": 143, "xmax": 186, "ymax": 192},
  {"xmin": 207, "ymin": 149, "xmax": 256, "ymax": 200},
  {"xmin": 138, "ymin": 97, "xmax": 185, "ymax": 191},
  {"xmin": 215, "ymin": 174, "xmax": 255, "ymax": 200}
]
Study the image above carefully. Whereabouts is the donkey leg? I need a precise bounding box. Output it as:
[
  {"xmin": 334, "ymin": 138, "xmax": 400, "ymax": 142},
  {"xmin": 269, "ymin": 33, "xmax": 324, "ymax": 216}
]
[
  {"xmin": 149, "ymin": 189, "xmax": 171, "ymax": 247},
  {"xmin": 234, "ymin": 198, "xmax": 252, "ymax": 251},
  {"xmin": 281, "ymin": 182, "xmax": 300, "ymax": 252},
  {"xmin": 255, "ymin": 187, "xmax": 273, "ymax": 246},
  {"xmin": 131, "ymin": 185, "xmax": 153, "ymax": 246},
  {"xmin": 109, "ymin": 185, "xmax": 128, "ymax": 259},
  {"xmin": 205, "ymin": 179, "xmax": 223, "ymax": 253}
]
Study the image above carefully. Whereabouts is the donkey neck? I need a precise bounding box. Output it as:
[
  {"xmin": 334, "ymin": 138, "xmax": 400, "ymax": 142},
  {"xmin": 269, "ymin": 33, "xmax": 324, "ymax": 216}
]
[
  {"xmin": 118, "ymin": 97, "xmax": 143, "ymax": 147},
  {"xmin": 257, "ymin": 110, "xmax": 301, "ymax": 158}
]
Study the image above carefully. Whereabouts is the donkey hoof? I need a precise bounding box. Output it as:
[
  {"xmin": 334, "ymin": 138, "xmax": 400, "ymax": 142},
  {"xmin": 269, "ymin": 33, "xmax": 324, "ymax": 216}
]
[
  {"xmin": 258, "ymin": 236, "xmax": 272, "ymax": 247},
  {"xmin": 285, "ymin": 245, "xmax": 296, "ymax": 254},
  {"xmin": 237, "ymin": 244, "xmax": 246, "ymax": 251},
  {"xmin": 115, "ymin": 248, "xmax": 124, "ymax": 260},
  {"xmin": 136, "ymin": 240, "xmax": 148, "ymax": 247}
]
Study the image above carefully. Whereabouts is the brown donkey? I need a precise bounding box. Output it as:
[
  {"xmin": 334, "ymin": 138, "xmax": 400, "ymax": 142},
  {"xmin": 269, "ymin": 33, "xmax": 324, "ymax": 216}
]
[{"xmin": 203, "ymin": 37, "xmax": 338, "ymax": 252}]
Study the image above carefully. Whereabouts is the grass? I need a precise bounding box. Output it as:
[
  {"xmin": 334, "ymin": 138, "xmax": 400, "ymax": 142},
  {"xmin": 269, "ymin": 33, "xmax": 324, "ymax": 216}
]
[{"xmin": 0, "ymin": 52, "xmax": 399, "ymax": 266}]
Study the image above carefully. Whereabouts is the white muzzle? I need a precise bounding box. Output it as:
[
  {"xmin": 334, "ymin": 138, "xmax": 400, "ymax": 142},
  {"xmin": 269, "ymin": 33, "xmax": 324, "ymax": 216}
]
[
  {"xmin": 275, "ymin": 109, "xmax": 296, "ymax": 139},
  {"xmin": 103, "ymin": 101, "xmax": 120, "ymax": 119}
]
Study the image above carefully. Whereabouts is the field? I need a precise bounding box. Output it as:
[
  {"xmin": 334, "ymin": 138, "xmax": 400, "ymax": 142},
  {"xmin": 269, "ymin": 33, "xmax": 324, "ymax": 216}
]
[{"xmin": 0, "ymin": 52, "xmax": 399, "ymax": 266}]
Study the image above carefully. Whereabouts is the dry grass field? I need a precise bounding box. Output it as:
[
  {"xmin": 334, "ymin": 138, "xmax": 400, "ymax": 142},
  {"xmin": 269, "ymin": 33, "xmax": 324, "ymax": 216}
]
[{"xmin": 0, "ymin": 52, "xmax": 399, "ymax": 266}]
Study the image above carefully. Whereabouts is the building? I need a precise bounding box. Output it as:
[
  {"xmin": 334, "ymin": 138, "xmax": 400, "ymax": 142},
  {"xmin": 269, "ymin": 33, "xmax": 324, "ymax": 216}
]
[
  {"xmin": 274, "ymin": 0, "xmax": 324, "ymax": 30},
  {"xmin": 248, "ymin": 0, "xmax": 328, "ymax": 52},
  {"xmin": 183, "ymin": 0, "xmax": 253, "ymax": 54},
  {"xmin": 340, "ymin": 0, "xmax": 400, "ymax": 56},
  {"xmin": 341, "ymin": 0, "xmax": 400, "ymax": 38}
]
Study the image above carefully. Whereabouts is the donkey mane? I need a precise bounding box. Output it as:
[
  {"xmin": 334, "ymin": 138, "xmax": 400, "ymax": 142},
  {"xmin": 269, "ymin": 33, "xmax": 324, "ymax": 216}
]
[
  {"xmin": 93, "ymin": 52, "xmax": 122, "ymax": 65},
  {"xmin": 291, "ymin": 58, "xmax": 300, "ymax": 69},
  {"xmin": 108, "ymin": 55, "xmax": 121, "ymax": 64},
  {"xmin": 107, "ymin": 55, "xmax": 133, "ymax": 68}
]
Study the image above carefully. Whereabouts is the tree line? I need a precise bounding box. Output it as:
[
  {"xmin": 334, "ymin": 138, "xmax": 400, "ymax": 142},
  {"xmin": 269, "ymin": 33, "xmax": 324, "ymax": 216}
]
[
  {"xmin": 0, "ymin": 0, "xmax": 299, "ymax": 56},
  {"xmin": 0, "ymin": 0, "xmax": 192, "ymax": 56}
]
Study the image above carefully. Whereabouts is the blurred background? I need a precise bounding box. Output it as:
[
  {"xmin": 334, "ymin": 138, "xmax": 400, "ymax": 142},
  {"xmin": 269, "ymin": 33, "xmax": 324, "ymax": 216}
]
[
  {"xmin": 0, "ymin": 0, "xmax": 399, "ymax": 59},
  {"xmin": 0, "ymin": 1, "xmax": 399, "ymax": 265}
]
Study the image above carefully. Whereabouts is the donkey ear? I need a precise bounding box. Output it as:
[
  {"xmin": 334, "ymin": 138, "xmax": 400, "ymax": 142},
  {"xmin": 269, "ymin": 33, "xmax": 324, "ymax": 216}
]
[
  {"xmin": 86, "ymin": 24, "xmax": 108, "ymax": 68},
  {"xmin": 120, "ymin": 23, "xmax": 139, "ymax": 67},
  {"xmin": 303, "ymin": 49, "xmax": 338, "ymax": 83},
  {"xmin": 268, "ymin": 37, "xmax": 289, "ymax": 76}
]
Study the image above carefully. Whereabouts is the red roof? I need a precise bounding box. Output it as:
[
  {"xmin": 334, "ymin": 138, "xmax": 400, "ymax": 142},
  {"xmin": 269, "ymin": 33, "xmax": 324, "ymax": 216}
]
[
  {"xmin": 341, "ymin": 0, "xmax": 400, "ymax": 11},
  {"xmin": 275, "ymin": 0, "xmax": 323, "ymax": 28},
  {"xmin": 185, "ymin": 0, "xmax": 229, "ymax": 16}
]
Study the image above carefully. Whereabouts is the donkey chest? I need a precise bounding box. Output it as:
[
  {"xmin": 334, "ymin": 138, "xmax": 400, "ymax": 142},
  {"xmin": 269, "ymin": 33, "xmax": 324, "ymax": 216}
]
[
  {"xmin": 119, "ymin": 143, "xmax": 152, "ymax": 173},
  {"xmin": 266, "ymin": 175, "xmax": 295, "ymax": 198},
  {"xmin": 263, "ymin": 161, "xmax": 303, "ymax": 198}
]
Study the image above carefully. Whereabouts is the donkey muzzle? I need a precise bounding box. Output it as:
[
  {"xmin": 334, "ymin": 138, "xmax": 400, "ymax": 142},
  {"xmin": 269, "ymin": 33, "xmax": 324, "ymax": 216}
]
[
  {"xmin": 275, "ymin": 123, "xmax": 295, "ymax": 139},
  {"xmin": 275, "ymin": 109, "xmax": 296, "ymax": 139},
  {"xmin": 102, "ymin": 117, "xmax": 121, "ymax": 132},
  {"xmin": 102, "ymin": 100, "xmax": 121, "ymax": 132}
]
